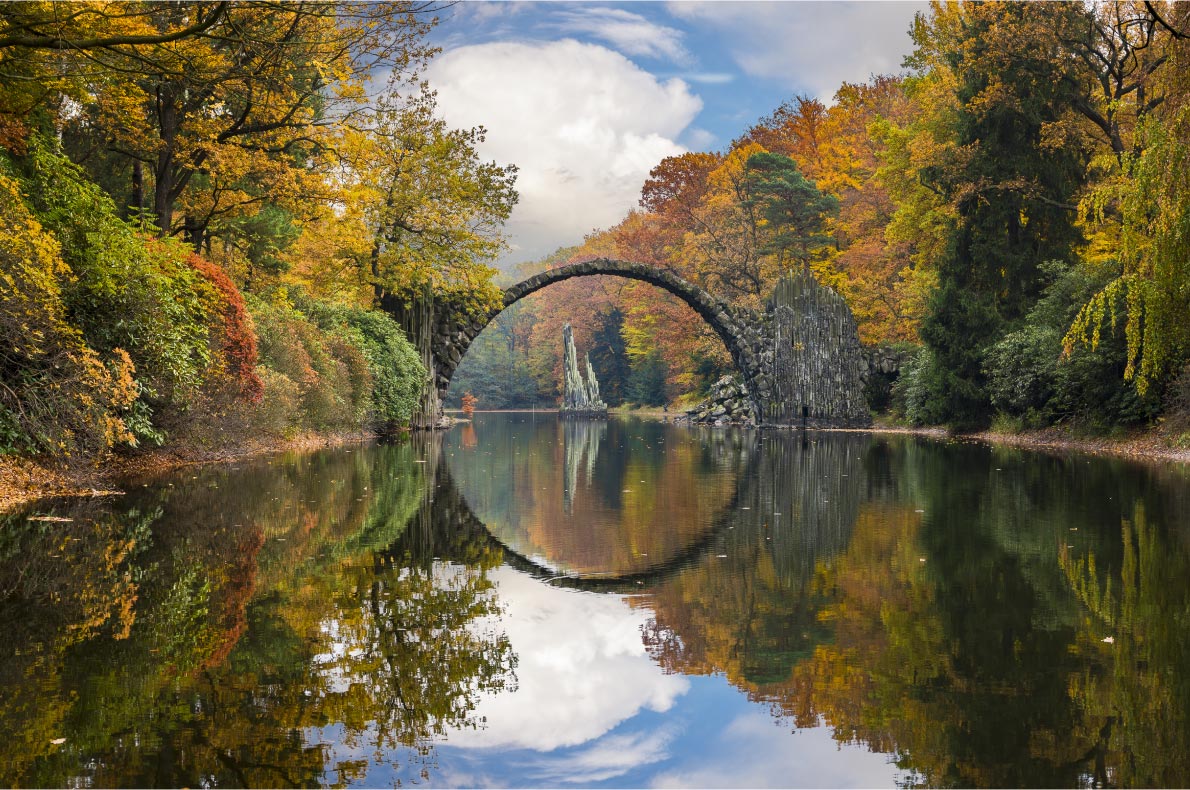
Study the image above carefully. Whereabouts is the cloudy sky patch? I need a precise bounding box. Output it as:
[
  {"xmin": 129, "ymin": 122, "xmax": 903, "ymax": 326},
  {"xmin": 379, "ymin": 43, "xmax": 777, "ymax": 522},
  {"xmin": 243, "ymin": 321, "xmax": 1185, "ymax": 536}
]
[
  {"xmin": 552, "ymin": 7, "xmax": 692, "ymax": 64},
  {"xmin": 426, "ymin": 38, "xmax": 700, "ymax": 264},
  {"xmin": 425, "ymin": 1, "xmax": 925, "ymax": 269}
]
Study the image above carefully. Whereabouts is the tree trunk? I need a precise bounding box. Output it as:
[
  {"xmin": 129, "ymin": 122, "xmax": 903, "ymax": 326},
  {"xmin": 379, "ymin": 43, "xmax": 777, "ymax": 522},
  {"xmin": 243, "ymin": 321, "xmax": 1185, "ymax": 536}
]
[{"xmin": 131, "ymin": 160, "xmax": 145, "ymax": 223}]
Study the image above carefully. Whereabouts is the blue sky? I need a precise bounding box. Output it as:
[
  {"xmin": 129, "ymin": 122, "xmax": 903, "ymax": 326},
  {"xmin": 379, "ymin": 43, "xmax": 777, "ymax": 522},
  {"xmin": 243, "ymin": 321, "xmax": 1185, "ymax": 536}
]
[{"xmin": 423, "ymin": 1, "xmax": 928, "ymax": 269}]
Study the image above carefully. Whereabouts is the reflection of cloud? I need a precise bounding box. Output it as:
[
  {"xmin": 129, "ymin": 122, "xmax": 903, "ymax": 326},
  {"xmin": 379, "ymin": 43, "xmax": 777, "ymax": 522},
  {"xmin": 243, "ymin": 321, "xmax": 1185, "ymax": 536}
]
[
  {"xmin": 667, "ymin": 1, "xmax": 925, "ymax": 99},
  {"xmin": 523, "ymin": 727, "xmax": 677, "ymax": 783},
  {"xmin": 553, "ymin": 8, "xmax": 692, "ymax": 64},
  {"xmin": 650, "ymin": 710, "xmax": 900, "ymax": 789},
  {"xmin": 447, "ymin": 567, "xmax": 689, "ymax": 751},
  {"xmin": 425, "ymin": 39, "xmax": 700, "ymax": 266}
]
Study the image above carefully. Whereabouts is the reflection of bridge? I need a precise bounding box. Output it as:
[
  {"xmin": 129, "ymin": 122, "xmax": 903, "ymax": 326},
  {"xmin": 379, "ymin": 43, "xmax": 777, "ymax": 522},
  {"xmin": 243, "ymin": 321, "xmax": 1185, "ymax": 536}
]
[
  {"xmin": 381, "ymin": 260, "xmax": 870, "ymax": 429},
  {"xmin": 386, "ymin": 429, "xmax": 875, "ymax": 594}
]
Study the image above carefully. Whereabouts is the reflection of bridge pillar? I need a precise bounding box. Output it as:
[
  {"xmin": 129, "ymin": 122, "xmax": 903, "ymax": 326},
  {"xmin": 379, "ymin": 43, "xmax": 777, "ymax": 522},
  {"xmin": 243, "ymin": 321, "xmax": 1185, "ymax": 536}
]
[{"xmin": 746, "ymin": 431, "xmax": 868, "ymax": 583}]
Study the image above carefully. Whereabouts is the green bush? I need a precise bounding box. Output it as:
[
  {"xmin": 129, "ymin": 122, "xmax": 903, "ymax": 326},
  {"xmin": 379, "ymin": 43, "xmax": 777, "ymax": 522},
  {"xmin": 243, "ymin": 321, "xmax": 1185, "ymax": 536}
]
[
  {"xmin": 984, "ymin": 262, "xmax": 1158, "ymax": 428},
  {"xmin": 983, "ymin": 324, "xmax": 1063, "ymax": 427},
  {"xmin": 294, "ymin": 296, "xmax": 425, "ymax": 429},
  {"xmin": 0, "ymin": 172, "xmax": 138, "ymax": 458},
  {"xmin": 891, "ymin": 346, "xmax": 949, "ymax": 426},
  {"xmin": 12, "ymin": 136, "xmax": 217, "ymax": 442},
  {"xmin": 252, "ymin": 366, "xmax": 304, "ymax": 437},
  {"xmin": 249, "ymin": 296, "xmax": 421, "ymax": 434}
]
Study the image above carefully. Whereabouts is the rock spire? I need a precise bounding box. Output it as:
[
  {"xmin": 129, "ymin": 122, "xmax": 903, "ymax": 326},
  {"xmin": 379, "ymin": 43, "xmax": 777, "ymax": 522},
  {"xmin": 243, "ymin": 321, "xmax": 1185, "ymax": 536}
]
[{"xmin": 561, "ymin": 323, "xmax": 607, "ymax": 417}]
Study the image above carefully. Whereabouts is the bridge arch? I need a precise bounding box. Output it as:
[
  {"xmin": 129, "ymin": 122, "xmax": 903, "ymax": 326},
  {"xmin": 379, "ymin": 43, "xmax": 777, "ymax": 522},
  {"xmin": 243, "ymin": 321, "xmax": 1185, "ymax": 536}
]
[{"xmin": 434, "ymin": 258, "xmax": 765, "ymax": 415}]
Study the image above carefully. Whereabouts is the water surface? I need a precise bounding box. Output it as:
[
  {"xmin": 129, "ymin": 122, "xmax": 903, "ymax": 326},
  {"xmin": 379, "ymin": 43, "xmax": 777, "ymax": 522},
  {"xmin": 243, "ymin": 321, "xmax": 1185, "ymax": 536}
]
[{"xmin": 3, "ymin": 414, "xmax": 1189, "ymax": 787}]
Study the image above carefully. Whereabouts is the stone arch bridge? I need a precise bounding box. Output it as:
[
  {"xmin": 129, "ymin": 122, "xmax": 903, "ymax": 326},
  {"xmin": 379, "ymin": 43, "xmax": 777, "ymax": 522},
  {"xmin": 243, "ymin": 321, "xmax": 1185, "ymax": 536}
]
[{"xmin": 381, "ymin": 258, "xmax": 870, "ymax": 428}]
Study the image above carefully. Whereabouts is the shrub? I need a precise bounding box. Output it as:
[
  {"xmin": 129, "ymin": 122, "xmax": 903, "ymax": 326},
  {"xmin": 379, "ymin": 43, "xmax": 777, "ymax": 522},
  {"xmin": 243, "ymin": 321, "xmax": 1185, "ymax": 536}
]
[
  {"xmin": 250, "ymin": 297, "xmax": 386, "ymax": 433},
  {"xmin": 187, "ymin": 254, "xmax": 263, "ymax": 404},
  {"xmin": 983, "ymin": 324, "xmax": 1062, "ymax": 427},
  {"xmin": 1165, "ymin": 364, "xmax": 1190, "ymax": 442},
  {"xmin": 0, "ymin": 173, "xmax": 137, "ymax": 458},
  {"xmin": 891, "ymin": 346, "xmax": 949, "ymax": 426},
  {"xmin": 322, "ymin": 329, "xmax": 373, "ymax": 429},
  {"xmin": 13, "ymin": 136, "xmax": 217, "ymax": 442},
  {"xmin": 252, "ymin": 366, "xmax": 304, "ymax": 438},
  {"xmin": 294, "ymin": 296, "xmax": 425, "ymax": 429},
  {"xmin": 985, "ymin": 262, "xmax": 1158, "ymax": 428}
]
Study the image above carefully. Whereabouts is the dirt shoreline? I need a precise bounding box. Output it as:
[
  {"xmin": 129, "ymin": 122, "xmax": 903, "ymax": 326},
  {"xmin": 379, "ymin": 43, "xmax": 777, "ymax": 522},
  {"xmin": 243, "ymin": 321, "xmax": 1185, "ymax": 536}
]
[
  {"xmin": 0, "ymin": 430, "xmax": 380, "ymax": 513},
  {"xmin": 3, "ymin": 418, "xmax": 1185, "ymax": 513}
]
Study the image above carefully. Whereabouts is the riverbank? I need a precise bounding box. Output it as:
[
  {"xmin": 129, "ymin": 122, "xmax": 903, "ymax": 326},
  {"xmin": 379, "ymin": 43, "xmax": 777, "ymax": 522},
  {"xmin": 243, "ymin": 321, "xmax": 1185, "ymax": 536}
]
[
  {"xmin": 4, "ymin": 416, "xmax": 1185, "ymax": 513},
  {"xmin": 0, "ymin": 430, "xmax": 380, "ymax": 512},
  {"xmin": 965, "ymin": 426, "xmax": 1190, "ymax": 466}
]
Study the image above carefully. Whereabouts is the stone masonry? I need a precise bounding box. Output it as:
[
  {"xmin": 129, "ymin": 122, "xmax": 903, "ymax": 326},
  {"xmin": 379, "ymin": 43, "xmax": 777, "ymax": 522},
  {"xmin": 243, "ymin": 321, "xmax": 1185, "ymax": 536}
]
[{"xmin": 391, "ymin": 258, "xmax": 870, "ymax": 429}]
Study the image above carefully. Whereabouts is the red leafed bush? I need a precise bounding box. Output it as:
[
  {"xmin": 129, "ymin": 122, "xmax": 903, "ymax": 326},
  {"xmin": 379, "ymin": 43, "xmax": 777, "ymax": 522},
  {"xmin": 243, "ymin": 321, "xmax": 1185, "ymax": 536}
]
[{"xmin": 188, "ymin": 254, "xmax": 264, "ymax": 403}]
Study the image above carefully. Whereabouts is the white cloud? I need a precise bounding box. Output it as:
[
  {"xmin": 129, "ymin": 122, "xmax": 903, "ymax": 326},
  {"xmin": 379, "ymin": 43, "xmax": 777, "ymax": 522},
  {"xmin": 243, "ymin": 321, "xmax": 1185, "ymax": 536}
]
[
  {"xmin": 553, "ymin": 8, "xmax": 692, "ymax": 64},
  {"xmin": 684, "ymin": 72, "xmax": 735, "ymax": 85},
  {"xmin": 444, "ymin": 567, "xmax": 690, "ymax": 753},
  {"xmin": 667, "ymin": 1, "xmax": 926, "ymax": 101},
  {"xmin": 425, "ymin": 39, "xmax": 702, "ymax": 267},
  {"xmin": 682, "ymin": 127, "xmax": 717, "ymax": 151}
]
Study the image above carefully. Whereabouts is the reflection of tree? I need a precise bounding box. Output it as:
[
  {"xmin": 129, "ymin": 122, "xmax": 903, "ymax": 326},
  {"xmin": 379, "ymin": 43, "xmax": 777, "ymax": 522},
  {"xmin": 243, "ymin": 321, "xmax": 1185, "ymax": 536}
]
[
  {"xmin": 640, "ymin": 434, "xmax": 1190, "ymax": 787},
  {"xmin": 1060, "ymin": 503, "xmax": 1190, "ymax": 787},
  {"xmin": 0, "ymin": 503, "xmax": 150, "ymax": 782},
  {"xmin": 642, "ymin": 431, "xmax": 869, "ymax": 686},
  {"xmin": 0, "ymin": 438, "xmax": 516, "ymax": 788}
]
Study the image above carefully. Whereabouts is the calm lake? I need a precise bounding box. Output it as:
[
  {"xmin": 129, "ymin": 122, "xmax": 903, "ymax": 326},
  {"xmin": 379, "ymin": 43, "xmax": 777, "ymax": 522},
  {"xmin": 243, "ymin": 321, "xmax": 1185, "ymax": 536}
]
[{"xmin": 4, "ymin": 413, "xmax": 1190, "ymax": 787}]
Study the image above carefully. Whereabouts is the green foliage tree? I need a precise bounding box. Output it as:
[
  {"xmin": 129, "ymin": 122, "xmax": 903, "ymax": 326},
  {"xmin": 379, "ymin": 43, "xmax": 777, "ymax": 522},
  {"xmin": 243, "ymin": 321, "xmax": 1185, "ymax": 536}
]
[
  {"xmin": 627, "ymin": 349, "xmax": 669, "ymax": 407},
  {"xmin": 589, "ymin": 307, "xmax": 632, "ymax": 407},
  {"xmin": 912, "ymin": 3, "xmax": 1088, "ymax": 429},
  {"xmin": 360, "ymin": 85, "xmax": 518, "ymax": 319},
  {"xmin": 742, "ymin": 152, "xmax": 839, "ymax": 275},
  {"xmin": 448, "ymin": 306, "xmax": 550, "ymax": 410},
  {"xmin": 1067, "ymin": 109, "xmax": 1190, "ymax": 399},
  {"xmin": 2, "ymin": 2, "xmax": 438, "ymax": 247}
]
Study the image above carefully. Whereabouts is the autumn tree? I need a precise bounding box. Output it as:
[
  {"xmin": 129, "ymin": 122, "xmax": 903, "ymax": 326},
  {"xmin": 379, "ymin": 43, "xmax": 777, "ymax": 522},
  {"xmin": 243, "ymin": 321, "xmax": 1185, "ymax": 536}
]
[
  {"xmin": 2, "ymin": 2, "xmax": 444, "ymax": 262},
  {"xmin": 358, "ymin": 84, "xmax": 518, "ymax": 316},
  {"xmin": 1065, "ymin": 2, "xmax": 1190, "ymax": 401},
  {"xmin": 742, "ymin": 95, "xmax": 829, "ymax": 182}
]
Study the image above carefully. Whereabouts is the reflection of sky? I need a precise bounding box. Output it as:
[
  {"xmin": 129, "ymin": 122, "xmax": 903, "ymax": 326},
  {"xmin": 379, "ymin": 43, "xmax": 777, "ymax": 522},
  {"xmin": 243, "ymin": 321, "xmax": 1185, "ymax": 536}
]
[{"xmin": 311, "ymin": 567, "xmax": 906, "ymax": 788}]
